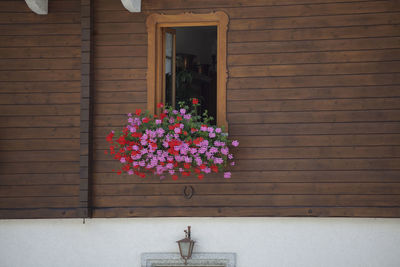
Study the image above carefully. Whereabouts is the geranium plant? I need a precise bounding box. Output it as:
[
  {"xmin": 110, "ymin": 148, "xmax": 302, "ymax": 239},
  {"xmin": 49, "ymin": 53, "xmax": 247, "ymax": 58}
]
[{"xmin": 105, "ymin": 98, "xmax": 238, "ymax": 180}]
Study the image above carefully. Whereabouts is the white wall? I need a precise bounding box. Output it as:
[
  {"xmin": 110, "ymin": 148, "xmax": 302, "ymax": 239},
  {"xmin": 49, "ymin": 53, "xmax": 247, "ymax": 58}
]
[{"xmin": 0, "ymin": 218, "xmax": 399, "ymax": 267}]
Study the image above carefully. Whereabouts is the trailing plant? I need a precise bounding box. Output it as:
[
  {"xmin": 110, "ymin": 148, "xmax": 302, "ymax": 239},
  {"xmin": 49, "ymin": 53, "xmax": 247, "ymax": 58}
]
[{"xmin": 105, "ymin": 98, "xmax": 238, "ymax": 180}]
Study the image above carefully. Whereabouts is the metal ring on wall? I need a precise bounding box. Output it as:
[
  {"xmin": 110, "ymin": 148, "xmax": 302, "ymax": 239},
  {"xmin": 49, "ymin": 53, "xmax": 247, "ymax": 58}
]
[{"xmin": 183, "ymin": 185, "xmax": 194, "ymax": 199}]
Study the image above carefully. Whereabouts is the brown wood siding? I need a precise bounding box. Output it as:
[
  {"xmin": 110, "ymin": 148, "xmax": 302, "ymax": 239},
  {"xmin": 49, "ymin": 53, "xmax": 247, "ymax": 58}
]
[
  {"xmin": 92, "ymin": 0, "xmax": 400, "ymax": 217},
  {"xmin": 0, "ymin": 0, "xmax": 81, "ymax": 219}
]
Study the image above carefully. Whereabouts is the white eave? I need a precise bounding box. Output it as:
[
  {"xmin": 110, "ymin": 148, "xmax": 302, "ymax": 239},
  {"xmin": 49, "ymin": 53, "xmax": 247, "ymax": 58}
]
[
  {"xmin": 121, "ymin": 0, "xmax": 141, "ymax": 12},
  {"xmin": 25, "ymin": 0, "xmax": 48, "ymax": 15}
]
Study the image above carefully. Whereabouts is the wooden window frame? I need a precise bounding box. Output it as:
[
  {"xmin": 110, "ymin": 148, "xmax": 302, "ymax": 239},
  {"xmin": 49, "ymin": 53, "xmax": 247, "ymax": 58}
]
[{"xmin": 146, "ymin": 11, "xmax": 229, "ymax": 128}]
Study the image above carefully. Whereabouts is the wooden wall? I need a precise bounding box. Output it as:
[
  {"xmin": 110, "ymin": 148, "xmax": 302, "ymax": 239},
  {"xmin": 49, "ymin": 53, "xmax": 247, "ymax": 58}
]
[
  {"xmin": 1, "ymin": 0, "xmax": 398, "ymax": 219},
  {"xmin": 92, "ymin": 0, "xmax": 400, "ymax": 218},
  {"xmin": 0, "ymin": 0, "xmax": 81, "ymax": 218}
]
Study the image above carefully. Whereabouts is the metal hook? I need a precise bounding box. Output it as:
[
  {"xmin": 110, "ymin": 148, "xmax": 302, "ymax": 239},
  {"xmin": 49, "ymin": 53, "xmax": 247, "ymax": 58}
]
[{"xmin": 183, "ymin": 185, "xmax": 194, "ymax": 199}]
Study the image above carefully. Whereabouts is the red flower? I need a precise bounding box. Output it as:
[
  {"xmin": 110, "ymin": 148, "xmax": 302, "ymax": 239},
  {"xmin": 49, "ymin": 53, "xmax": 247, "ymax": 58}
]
[
  {"xmin": 184, "ymin": 163, "xmax": 190, "ymax": 169},
  {"xmin": 142, "ymin": 117, "xmax": 149, "ymax": 123},
  {"xmin": 177, "ymin": 116, "xmax": 182, "ymax": 121},
  {"xmin": 160, "ymin": 113, "xmax": 167, "ymax": 120},
  {"xmin": 197, "ymin": 174, "xmax": 204, "ymax": 180},
  {"xmin": 135, "ymin": 109, "xmax": 141, "ymax": 116},
  {"xmin": 194, "ymin": 168, "xmax": 201, "ymax": 174},
  {"xmin": 131, "ymin": 132, "xmax": 142, "ymax": 138},
  {"xmin": 117, "ymin": 136, "xmax": 127, "ymax": 145},
  {"xmin": 193, "ymin": 137, "xmax": 204, "ymax": 145},
  {"xmin": 192, "ymin": 98, "xmax": 199, "ymax": 105},
  {"xmin": 157, "ymin": 102, "xmax": 164, "ymax": 108},
  {"xmin": 191, "ymin": 128, "xmax": 198, "ymax": 133},
  {"xmin": 117, "ymin": 170, "xmax": 122, "ymax": 175},
  {"xmin": 211, "ymin": 165, "xmax": 219, "ymax": 173},
  {"xmin": 172, "ymin": 175, "xmax": 178, "ymax": 180},
  {"xmin": 182, "ymin": 171, "xmax": 191, "ymax": 176},
  {"xmin": 106, "ymin": 132, "xmax": 114, "ymax": 143}
]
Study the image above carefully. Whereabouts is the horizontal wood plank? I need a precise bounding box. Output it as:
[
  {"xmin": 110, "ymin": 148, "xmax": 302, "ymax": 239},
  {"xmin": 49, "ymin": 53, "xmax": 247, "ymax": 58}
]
[
  {"xmin": 0, "ymin": 197, "xmax": 79, "ymax": 209},
  {"xmin": 228, "ymin": 122, "xmax": 400, "ymax": 136},
  {"xmin": 227, "ymin": 86, "xmax": 400, "ymax": 100},
  {"xmin": 94, "ymin": 194, "xmax": 400, "ymax": 207},
  {"xmin": 0, "ymin": 105, "xmax": 80, "ymax": 116},
  {"xmin": 228, "ymin": 49, "xmax": 400, "ymax": 66},
  {"xmin": 0, "ymin": 162, "xmax": 79, "ymax": 174},
  {"xmin": 93, "ymin": 206, "xmax": 400, "ymax": 218},
  {"xmin": 0, "ymin": 59, "xmax": 80, "ymax": 70},
  {"xmin": 93, "ymin": 170, "xmax": 400, "ymax": 184},
  {"xmin": 0, "ymin": 116, "xmax": 80, "ymax": 127},
  {"xmin": 228, "ymin": 98, "xmax": 400, "ymax": 112},
  {"xmin": 228, "ymin": 25, "xmax": 400, "ymax": 42},
  {"xmin": 93, "ymin": 183, "xmax": 400, "ymax": 196},
  {"xmin": 228, "ymin": 73, "xmax": 400, "ymax": 89},
  {"xmin": 0, "ymin": 151, "xmax": 79, "ymax": 162},
  {"xmin": 0, "ymin": 139, "xmax": 79, "ymax": 151},
  {"xmin": 0, "ymin": 185, "xmax": 79, "ymax": 197},
  {"xmin": 230, "ymin": 12, "xmax": 400, "ymax": 31},
  {"xmin": 227, "ymin": 110, "xmax": 400, "ymax": 124},
  {"xmin": 0, "ymin": 174, "xmax": 79, "ymax": 186},
  {"xmin": 229, "ymin": 61, "xmax": 400, "ymax": 77}
]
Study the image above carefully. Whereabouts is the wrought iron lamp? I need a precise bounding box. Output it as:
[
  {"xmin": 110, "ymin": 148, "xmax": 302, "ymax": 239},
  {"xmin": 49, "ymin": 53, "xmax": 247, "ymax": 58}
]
[{"xmin": 176, "ymin": 226, "xmax": 195, "ymax": 265}]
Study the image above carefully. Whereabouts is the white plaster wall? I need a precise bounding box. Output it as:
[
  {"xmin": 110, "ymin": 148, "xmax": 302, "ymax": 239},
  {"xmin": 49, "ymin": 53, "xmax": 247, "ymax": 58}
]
[{"xmin": 0, "ymin": 218, "xmax": 399, "ymax": 267}]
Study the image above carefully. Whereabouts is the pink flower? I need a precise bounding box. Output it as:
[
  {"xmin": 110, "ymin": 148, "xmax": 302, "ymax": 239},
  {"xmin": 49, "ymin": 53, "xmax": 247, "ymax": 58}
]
[
  {"xmin": 209, "ymin": 132, "xmax": 216, "ymax": 138},
  {"xmin": 232, "ymin": 140, "xmax": 239, "ymax": 147},
  {"xmin": 215, "ymin": 128, "xmax": 222, "ymax": 133},
  {"xmin": 214, "ymin": 157, "xmax": 223, "ymax": 164},
  {"xmin": 224, "ymin": 172, "xmax": 231, "ymax": 179}
]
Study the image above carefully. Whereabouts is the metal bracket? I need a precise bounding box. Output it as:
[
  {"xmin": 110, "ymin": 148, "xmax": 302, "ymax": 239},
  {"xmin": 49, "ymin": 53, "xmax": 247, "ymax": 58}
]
[{"xmin": 183, "ymin": 185, "xmax": 194, "ymax": 199}]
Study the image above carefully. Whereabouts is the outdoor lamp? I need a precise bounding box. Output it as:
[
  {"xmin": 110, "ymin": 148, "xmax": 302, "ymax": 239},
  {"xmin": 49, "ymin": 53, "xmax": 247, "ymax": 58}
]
[{"xmin": 177, "ymin": 226, "xmax": 195, "ymax": 265}]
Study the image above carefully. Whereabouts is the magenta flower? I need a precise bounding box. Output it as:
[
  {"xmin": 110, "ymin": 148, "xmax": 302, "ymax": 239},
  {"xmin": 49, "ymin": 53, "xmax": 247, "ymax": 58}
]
[
  {"xmin": 214, "ymin": 157, "xmax": 223, "ymax": 164},
  {"xmin": 107, "ymin": 100, "xmax": 238, "ymax": 180}
]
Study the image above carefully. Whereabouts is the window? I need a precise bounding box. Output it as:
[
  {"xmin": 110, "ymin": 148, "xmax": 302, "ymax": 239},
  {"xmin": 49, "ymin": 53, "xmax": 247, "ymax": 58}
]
[{"xmin": 146, "ymin": 12, "xmax": 229, "ymax": 128}]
